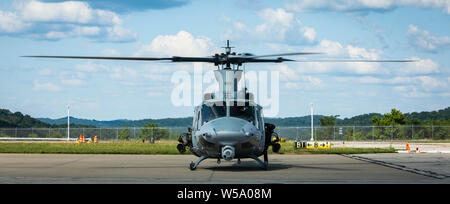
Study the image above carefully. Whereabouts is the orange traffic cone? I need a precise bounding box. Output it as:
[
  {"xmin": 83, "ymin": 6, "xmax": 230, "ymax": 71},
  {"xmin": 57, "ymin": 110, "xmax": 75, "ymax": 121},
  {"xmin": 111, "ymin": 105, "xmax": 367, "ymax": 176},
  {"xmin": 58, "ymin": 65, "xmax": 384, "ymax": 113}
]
[
  {"xmin": 406, "ymin": 141, "xmax": 411, "ymax": 152},
  {"xmin": 94, "ymin": 136, "xmax": 98, "ymax": 143}
]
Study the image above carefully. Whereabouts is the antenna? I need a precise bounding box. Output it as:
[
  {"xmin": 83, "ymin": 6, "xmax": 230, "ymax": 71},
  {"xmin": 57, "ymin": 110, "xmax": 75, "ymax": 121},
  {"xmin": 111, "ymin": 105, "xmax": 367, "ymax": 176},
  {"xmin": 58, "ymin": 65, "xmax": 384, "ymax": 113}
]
[{"xmin": 222, "ymin": 40, "xmax": 234, "ymax": 54}]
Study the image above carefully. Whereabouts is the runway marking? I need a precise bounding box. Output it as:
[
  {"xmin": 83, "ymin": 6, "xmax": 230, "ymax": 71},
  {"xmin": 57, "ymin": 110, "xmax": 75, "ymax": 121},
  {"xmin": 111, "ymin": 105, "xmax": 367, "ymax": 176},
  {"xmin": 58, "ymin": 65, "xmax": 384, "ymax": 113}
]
[{"xmin": 342, "ymin": 154, "xmax": 448, "ymax": 179}]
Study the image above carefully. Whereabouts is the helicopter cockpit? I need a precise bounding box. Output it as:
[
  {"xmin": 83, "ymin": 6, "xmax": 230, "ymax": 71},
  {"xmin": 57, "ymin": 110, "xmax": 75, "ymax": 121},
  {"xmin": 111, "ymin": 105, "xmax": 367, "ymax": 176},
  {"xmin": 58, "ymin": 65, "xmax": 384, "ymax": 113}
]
[
  {"xmin": 201, "ymin": 102, "xmax": 226, "ymax": 124},
  {"xmin": 196, "ymin": 100, "xmax": 263, "ymax": 130}
]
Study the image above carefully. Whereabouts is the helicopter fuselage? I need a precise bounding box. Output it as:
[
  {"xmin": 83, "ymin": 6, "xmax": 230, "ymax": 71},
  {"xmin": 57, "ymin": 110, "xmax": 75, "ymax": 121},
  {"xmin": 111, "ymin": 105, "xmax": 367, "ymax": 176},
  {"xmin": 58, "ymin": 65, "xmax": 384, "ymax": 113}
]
[{"xmin": 190, "ymin": 99, "xmax": 266, "ymax": 161}]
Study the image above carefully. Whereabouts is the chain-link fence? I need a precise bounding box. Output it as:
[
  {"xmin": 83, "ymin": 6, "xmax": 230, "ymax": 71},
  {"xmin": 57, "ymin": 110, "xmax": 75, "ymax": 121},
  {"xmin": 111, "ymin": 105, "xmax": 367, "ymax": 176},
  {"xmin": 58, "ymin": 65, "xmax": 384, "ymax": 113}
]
[
  {"xmin": 0, "ymin": 125, "xmax": 448, "ymax": 141},
  {"xmin": 0, "ymin": 127, "xmax": 188, "ymax": 141},
  {"xmin": 275, "ymin": 125, "xmax": 450, "ymax": 141}
]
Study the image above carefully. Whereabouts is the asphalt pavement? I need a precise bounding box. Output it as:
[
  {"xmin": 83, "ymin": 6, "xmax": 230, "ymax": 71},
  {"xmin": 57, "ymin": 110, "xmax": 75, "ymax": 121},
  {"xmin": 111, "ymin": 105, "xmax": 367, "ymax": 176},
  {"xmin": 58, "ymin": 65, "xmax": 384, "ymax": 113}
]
[{"xmin": 1, "ymin": 153, "xmax": 448, "ymax": 183}]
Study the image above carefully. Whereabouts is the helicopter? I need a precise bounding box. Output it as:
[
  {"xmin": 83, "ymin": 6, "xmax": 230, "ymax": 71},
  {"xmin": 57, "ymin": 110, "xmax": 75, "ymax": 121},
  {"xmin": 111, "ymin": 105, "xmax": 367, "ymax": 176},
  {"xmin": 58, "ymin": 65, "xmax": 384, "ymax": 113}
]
[{"xmin": 24, "ymin": 40, "xmax": 414, "ymax": 170}]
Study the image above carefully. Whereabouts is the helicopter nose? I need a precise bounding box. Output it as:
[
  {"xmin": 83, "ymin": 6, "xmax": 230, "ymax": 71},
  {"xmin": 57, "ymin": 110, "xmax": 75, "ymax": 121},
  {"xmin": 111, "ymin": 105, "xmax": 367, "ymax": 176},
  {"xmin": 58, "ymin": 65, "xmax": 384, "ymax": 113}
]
[{"xmin": 200, "ymin": 117, "xmax": 258, "ymax": 141}]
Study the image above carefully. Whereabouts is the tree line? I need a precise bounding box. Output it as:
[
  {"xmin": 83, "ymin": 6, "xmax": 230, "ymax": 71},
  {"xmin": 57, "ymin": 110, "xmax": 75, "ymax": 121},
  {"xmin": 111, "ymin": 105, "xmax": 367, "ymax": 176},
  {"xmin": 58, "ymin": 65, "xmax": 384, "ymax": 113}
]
[{"xmin": 317, "ymin": 108, "xmax": 450, "ymax": 140}]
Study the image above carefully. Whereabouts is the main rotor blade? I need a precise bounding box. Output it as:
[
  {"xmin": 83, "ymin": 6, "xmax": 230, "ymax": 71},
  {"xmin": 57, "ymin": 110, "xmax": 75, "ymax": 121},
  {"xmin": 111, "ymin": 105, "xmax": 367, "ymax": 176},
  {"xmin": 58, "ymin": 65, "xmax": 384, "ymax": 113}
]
[
  {"xmin": 248, "ymin": 52, "xmax": 323, "ymax": 59},
  {"xmin": 292, "ymin": 59, "xmax": 416, "ymax": 62},
  {"xmin": 22, "ymin": 56, "xmax": 217, "ymax": 63},
  {"xmin": 22, "ymin": 56, "xmax": 415, "ymax": 65},
  {"xmin": 22, "ymin": 56, "xmax": 172, "ymax": 61},
  {"xmin": 240, "ymin": 58, "xmax": 295, "ymax": 63}
]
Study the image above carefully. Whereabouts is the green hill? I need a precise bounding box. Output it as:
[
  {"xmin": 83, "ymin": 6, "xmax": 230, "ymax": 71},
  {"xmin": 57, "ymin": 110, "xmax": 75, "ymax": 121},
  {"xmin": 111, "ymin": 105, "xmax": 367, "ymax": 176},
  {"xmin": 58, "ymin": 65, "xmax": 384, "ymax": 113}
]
[
  {"xmin": 405, "ymin": 107, "xmax": 450, "ymax": 121},
  {"xmin": 265, "ymin": 115, "xmax": 324, "ymax": 127},
  {"xmin": 0, "ymin": 109, "xmax": 95, "ymax": 128},
  {"xmin": 38, "ymin": 117, "xmax": 129, "ymax": 127},
  {"xmin": 335, "ymin": 107, "xmax": 450, "ymax": 126},
  {"xmin": 2, "ymin": 106, "xmax": 448, "ymax": 128},
  {"xmin": 336, "ymin": 113, "xmax": 383, "ymax": 126},
  {"xmin": 0, "ymin": 109, "xmax": 51, "ymax": 128}
]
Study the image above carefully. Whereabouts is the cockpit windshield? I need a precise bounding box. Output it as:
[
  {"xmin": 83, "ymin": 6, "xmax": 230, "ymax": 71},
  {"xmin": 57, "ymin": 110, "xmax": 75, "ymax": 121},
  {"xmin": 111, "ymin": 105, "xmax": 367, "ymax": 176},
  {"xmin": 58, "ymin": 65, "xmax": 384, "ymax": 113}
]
[
  {"xmin": 202, "ymin": 102, "xmax": 226, "ymax": 124},
  {"xmin": 229, "ymin": 103, "xmax": 256, "ymax": 124},
  {"xmin": 201, "ymin": 101, "xmax": 257, "ymax": 125}
]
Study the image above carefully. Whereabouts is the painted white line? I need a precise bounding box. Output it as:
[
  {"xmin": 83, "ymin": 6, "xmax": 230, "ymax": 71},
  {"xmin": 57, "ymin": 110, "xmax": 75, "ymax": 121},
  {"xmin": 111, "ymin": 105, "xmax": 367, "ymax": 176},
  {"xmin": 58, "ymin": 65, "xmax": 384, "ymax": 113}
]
[{"xmin": 343, "ymin": 154, "xmax": 448, "ymax": 179}]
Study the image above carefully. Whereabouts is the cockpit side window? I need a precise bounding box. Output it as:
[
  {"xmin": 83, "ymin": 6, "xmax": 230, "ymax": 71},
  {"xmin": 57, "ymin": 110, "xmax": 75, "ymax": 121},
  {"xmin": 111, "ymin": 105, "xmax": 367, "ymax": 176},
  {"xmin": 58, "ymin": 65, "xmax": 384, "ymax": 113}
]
[
  {"xmin": 255, "ymin": 108, "xmax": 260, "ymax": 129},
  {"xmin": 258, "ymin": 108, "xmax": 264, "ymax": 130},
  {"xmin": 196, "ymin": 110, "xmax": 201, "ymax": 130}
]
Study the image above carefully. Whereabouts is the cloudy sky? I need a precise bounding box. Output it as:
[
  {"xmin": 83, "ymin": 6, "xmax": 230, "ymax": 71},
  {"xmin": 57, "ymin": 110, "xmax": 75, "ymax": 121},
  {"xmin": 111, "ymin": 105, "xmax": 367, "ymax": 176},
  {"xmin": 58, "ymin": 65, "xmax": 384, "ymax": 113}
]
[{"xmin": 0, "ymin": 0, "xmax": 449, "ymax": 120}]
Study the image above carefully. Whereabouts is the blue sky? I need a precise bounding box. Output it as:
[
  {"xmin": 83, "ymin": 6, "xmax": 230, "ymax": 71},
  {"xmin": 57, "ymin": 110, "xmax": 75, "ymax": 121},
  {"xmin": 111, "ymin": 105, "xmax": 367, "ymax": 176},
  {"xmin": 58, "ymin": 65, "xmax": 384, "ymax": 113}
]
[{"xmin": 0, "ymin": 0, "xmax": 449, "ymax": 120}]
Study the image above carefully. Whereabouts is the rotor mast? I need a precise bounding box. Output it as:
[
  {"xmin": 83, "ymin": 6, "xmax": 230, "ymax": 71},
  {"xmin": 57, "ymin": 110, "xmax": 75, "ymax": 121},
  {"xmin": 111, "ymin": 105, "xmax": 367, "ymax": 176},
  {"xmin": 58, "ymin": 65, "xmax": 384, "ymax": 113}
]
[{"xmin": 221, "ymin": 40, "xmax": 235, "ymax": 70}]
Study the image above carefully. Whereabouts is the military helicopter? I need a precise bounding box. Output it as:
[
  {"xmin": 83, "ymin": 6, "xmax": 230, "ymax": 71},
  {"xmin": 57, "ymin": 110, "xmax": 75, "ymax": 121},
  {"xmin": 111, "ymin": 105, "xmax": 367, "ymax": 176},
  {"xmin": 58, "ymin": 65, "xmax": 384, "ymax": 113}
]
[{"xmin": 24, "ymin": 40, "xmax": 413, "ymax": 170}]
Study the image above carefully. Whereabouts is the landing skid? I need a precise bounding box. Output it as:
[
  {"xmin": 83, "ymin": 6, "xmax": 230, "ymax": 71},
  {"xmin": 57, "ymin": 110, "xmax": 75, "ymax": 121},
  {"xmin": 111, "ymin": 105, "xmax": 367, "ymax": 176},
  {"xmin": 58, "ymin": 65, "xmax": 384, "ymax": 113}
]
[
  {"xmin": 250, "ymin": 151, "xmax": 269, "ymax": 170},
  {"xmin": 189, "ymin": 152, "xmax": 269, "ymax": 170},
  {"xmin": 189, "ymin": 155, "xmax": 207, "ymax": 170}
]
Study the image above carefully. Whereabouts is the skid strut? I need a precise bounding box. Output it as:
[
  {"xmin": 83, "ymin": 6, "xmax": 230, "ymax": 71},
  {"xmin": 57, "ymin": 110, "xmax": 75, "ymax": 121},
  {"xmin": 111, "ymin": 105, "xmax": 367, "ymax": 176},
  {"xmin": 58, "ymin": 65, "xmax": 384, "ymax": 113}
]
[
  {"xmin": 250, "ymin": 150, "xmax": 268, "ymax": 170},
  {"xmin": 189, "ymin": 155, "xmax": 208, "ymax": 170}
]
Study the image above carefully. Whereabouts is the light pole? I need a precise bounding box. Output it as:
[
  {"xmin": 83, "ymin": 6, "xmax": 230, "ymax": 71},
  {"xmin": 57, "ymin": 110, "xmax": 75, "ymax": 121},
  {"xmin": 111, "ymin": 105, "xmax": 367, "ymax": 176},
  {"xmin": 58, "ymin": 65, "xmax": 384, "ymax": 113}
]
[
  {"xmin": 311, "ymin": 103, "xmax": 314, "ymax": 141},
  {"xmin": 67, "ymin": 105, "xmax": 70, "ymax": 141}
]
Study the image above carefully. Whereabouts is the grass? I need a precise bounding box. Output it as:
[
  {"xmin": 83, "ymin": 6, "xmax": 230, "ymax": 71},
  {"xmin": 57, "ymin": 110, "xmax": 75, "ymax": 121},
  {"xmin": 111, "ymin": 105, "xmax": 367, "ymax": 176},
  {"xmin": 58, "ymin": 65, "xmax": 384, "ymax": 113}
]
[
  {"xmin": 0, "ymin": 141, "xmax": 187, "ymax": 155},
  {"xmin": 0, "ymin": 140, "xmax": 396, "ymax": 155},
  {"xmin": 272, "ymin": 142, "xmax": 396, "ymax": 154},
  {"xmin": 407, "ymin": 140, "xmax": 450, "ymax": 143}
]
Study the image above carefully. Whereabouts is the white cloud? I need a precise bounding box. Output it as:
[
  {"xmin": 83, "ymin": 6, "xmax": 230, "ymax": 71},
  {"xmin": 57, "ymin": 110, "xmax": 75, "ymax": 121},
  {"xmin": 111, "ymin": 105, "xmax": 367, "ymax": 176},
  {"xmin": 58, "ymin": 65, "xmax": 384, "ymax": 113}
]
[
  {"xmin": 268, "ymin": 64, "xmax": 299, "ymax": 80},
  {"xmin": 103, "ymin": 25, "xmax": 137, "ymax": 43},
  {"xmin": 301, "ymin": 26, "xmax": 316, "ymax": 43},
  {"xmin": 400, "ymin": 87, "xmax": 432, "ymax": 98},
  {"xmin": 335, "ymin": 76, "xmax": 384, "ymax": 84},
  {"xmin": 222, "ymin": 8, "xmax": 317, "ymax": 45},
  {"xmin": 0, "ymin": 10, "xmax": 30, "ymax": 33},
  {"xmin": 283, "ymin": 75, "xmax": 322, "ymax": 90},
  {"xmin": 41, "ymin": 25, "xmax": 102, "ymax": 40},
  {"xmin": 406, "ymin": 24, "xmax": 450, "ymax": 53},
  {"xmin": 296, "ymin": 39, "xmax": 383, "ymax": 74},
  {"xmin": 303, "ymin": 75, "xmax": 322, "ymax": 86},
  {"xmin": 272, "ymin": 39, "xmax": 437, "ymax": 76},
  {"xmin": 33, "ymin": 80, "xmax": 61, "ymax": 91},
  {"xmin": 73, "ymin": 26, "xmax": 101, "ymax": 36},
  {"xmin": 399, "ymin": 57, "xmax": 439, "ymax": 74},
  {"xmin": 135, "ymin": 30, "xmax": 217, "ymax": 57},
  {"xmin": 19, "ymin": 0, "xmax": 121, "ymax": 25},
  {"xmin": 335, "ymin": 75, "xmax": 449, "ymax": 96},
  {"xmin": 256, "ymin": 8, "xmax": 317, "ymax": 44},
  {"xmin": 285, "ymin": 0, "xmax": 450, "ymax": 15},
  {"xmin": 310, "ymin": 39, "xmax": 346, "ymax": 56},
  {"xmin": 258, "ymin": 8, "xmax": 293, "ymax": 28},
  {"xmin": 416, "ymin": 76, "xmax": 447, "ymax": 91},
  {"xmin": 0, "ymin": 0, "xmax": 136, "ymax": 42},
  {"xmin": 109, "ymin": 66, "xmax": 139, "ymax": 80}
]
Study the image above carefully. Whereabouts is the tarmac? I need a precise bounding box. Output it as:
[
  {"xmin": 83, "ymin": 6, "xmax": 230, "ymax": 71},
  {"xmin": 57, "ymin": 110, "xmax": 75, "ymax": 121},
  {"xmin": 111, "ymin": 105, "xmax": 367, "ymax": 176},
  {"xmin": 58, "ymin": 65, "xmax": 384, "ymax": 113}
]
[{"xmin": 0, "ymin": 153, "xmax": 449, "ymax": 183}]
